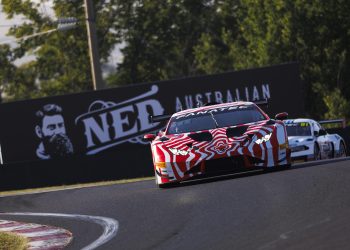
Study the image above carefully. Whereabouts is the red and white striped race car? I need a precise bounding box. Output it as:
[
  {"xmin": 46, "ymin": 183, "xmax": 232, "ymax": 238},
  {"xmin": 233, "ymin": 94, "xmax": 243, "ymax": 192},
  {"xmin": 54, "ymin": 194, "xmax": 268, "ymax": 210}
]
[{"xmin": 144, "ymin": 101, "xmax": 291, "ymax": 187}]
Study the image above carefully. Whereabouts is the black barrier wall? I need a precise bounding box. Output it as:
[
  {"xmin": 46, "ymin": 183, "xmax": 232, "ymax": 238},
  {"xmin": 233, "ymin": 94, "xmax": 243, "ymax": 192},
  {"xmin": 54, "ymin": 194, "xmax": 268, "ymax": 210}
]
[
  {"xmin": 0, "ymin": 63, "xmax": 306, "ymax": 190},
  {"xmin": 0, "ymin": 62, "xmax": 303, "ymax": 165},
  {"xmin": 0, "ymin": 148, "xmax": 154, "ymax": 191}
]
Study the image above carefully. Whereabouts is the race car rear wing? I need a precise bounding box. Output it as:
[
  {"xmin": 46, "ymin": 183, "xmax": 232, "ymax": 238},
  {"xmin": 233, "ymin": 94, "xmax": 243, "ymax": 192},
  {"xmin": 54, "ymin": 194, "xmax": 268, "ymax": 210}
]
[
  {"xmin": 254, "ymin": 98, "xmax": 269, "ymax": 107},
  {"xmin": 319, "ymin": 119, "xmax": 346, "ymax": 128},
  {"xmin": 150, "ymin": 99, "xmax": 269, "ymax": 123},
  {"xmin": 151, "ymin": 114, "xmax": 172, "ymax": 123}
]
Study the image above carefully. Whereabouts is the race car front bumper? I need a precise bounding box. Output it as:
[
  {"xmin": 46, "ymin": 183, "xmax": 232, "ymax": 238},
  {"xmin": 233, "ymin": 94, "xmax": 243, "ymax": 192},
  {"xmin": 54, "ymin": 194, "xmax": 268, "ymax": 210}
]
[{"xmin": 290, "ymin": 143, "xmax": 314, "ymax": 161}]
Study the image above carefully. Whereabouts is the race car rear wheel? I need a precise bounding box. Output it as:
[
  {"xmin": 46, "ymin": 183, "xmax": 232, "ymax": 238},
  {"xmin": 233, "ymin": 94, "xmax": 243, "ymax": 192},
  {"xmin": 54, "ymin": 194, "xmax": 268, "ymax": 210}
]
[
  {"xmin": 330, "ymin": 143, "xmax": 335, "ymax": 158},
  {"xmin": 339, "ymin": 141, "xmax": 347, "ymax": 158},
  {"xmin": 314, "ymin": 143, "xmax": 321, "ymax": 161}
]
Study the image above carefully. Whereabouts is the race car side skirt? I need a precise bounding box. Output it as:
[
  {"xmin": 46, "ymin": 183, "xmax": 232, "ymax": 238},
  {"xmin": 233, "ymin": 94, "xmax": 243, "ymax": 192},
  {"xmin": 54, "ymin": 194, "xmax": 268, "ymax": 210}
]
[{"xmin": 277, "ymin": 156, "xmax": 287, "ymax": 163}]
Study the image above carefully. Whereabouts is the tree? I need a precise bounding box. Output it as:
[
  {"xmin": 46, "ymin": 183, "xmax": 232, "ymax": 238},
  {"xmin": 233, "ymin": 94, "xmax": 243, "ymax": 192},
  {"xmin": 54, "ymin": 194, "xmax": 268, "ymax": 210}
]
[
  {"xmin": 0, "ymin": 0, "xmax": 119, "ymax": 100},
  {"xmin": 323, "ymin": 88, "xmax": 350, "ymax": 120},
  {"xmin": 1, "ymin": 0, "xmax": 350, "ymax": 122},
  {"xmin": 197, "ymin": 0, "xmax": 350, "ymax": 120},
  {"xmin": 107, "ymin": 0, "xmax": 239, "ymax": 85}
]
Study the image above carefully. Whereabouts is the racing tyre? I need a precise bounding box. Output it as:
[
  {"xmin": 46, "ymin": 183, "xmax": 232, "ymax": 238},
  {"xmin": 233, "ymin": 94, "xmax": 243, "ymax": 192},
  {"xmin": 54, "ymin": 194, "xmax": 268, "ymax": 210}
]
[
  {"xmin": 155, "ymin": 174, "xmax": 178, "ymax": 188},
  {"xmin": 339, "ymin": 141, "xmax": 347, "ymax": 158},
  {"xmin": 158, "ymin": 182, "xmax": 178, "ymax": 188},
  {"xmin": 264, "ymin": 164, "xmax": 290, "ymax": 172},
  {"xmin": 284, "ymin": 163, "xmax": 292, "ymax": 169},
  {"xmin": 314, "ymin": 143, "xmax": 321, "ymax": 161},
  {"xmin": 330, "ymin": 143, "xmax": 335, "ymax": 158}
]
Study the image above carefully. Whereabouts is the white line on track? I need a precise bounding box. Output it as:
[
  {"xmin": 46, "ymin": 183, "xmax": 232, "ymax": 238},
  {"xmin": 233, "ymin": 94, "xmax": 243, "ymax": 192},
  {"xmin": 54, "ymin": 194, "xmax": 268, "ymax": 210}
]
[{"xmin": 0, "ymin": 212, "xmax": 119, "ymax": 250}]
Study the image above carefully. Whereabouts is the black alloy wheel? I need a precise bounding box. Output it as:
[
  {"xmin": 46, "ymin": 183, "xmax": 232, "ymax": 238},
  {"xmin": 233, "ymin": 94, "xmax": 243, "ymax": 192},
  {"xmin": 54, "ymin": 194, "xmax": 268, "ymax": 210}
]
[
  {"xmin": 314, "ymin": 143, "xmax": 321, "ymax": 161},
  {"xmin": 339, "ymin": 141, "xmax": 347, "ymax": 158}
]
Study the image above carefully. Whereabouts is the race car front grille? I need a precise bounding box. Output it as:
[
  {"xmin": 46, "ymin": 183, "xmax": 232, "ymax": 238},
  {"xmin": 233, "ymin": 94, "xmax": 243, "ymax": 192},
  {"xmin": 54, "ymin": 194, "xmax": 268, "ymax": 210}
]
[
  {"xmin": 185, "ymin": 164, "xmax": 201, "ymax": 175},
  {"xmin": 205, "ymin": 156, "xmax": 245, "ymax": 173},
  {"xmin": 184, "ymin": 156, "xmax": 245, "ymax": 176},
  {"xmin": 291, "ymin": 145, "xmax": 309, "ymax": 152},
  {"xmin": 245, "ymin": 156, "xmax": 265, "ymax": 165}
]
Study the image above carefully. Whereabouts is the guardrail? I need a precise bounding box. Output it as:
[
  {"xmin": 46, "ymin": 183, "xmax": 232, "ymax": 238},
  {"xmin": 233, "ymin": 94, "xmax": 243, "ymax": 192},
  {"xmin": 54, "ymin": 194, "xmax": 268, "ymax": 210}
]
[{"xmin": 319, "ymin": 119, "xmax": 346, "ymax": 128}]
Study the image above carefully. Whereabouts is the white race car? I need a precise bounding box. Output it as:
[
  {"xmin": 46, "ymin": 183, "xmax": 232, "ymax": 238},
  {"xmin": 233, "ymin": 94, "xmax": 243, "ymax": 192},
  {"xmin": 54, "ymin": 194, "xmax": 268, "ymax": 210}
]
[{"xmin": 284, "ymin": 118, "xmax": 347, "ymax": 161}]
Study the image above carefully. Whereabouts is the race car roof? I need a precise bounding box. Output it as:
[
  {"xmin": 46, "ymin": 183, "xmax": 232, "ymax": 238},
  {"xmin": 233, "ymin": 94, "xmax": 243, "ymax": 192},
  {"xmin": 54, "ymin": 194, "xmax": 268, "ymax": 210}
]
[
  {"xmin": 172, "ymin": 101, "xmax": 256, "ymax": 118},
  {"xmin": 284, "ymin": 118, "xmax": 315, "ymax": 124}
]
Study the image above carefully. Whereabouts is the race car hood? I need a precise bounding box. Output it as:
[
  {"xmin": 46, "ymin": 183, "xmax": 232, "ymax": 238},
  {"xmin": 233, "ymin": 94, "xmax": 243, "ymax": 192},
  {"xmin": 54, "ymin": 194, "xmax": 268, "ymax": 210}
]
[
  {"xmin": 151, "ymin": 119, "xmax": 279, "ymax": 161},
  {"xmin": 288, "ymin": 136, "xmax": 314, "ymax": 145}
]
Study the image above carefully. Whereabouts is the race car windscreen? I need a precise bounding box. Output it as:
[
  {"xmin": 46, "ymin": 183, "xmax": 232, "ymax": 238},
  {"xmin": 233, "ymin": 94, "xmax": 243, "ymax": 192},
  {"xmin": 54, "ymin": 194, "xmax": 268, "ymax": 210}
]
[
  {"xmin": 167, "ymin": 105, "xmax": 266, "ymax": 134},
  {"xmin": 285, "ymin": 122, "xmax": 312, "ymax": 136}
]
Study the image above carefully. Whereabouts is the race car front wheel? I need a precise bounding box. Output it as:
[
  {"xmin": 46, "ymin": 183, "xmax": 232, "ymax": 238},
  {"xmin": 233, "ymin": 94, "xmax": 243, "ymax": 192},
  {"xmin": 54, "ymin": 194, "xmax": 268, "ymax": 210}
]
[
  {"xmin": 339, "ymin": 141, "xmax": 347, "ymax": 158},
  {"xmin": 330, "ymin": 143, "xmax": 335, "ymax": 158},
  {"xmin": 155, "ymin": 173, "xmax": 178, "ymax": 188},
  {"xmin": 158, "ymin": 181, "xmax": 178, "ymax": 188},
  {"xmin": 314, "ymin": 143, "xmax": 321, "ymax": 161}
]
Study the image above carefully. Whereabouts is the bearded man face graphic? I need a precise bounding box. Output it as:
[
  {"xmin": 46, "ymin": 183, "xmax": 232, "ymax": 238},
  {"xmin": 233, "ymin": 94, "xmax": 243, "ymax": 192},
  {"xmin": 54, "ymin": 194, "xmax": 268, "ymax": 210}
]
[{"xmin": 35, "ymin": 104, "xmax": 74, "ymax": 159}]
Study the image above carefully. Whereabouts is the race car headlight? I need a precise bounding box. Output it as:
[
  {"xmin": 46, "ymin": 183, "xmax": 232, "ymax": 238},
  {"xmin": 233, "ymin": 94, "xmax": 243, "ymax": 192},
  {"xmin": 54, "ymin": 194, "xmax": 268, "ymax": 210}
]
[
  {"xmin": 155, "ymin": 162, "xmax": 166, "ymax": 169},
  {"xmin": 168, "ymin": 148, "xmax": 189, "ymax": 156},
  {"xmin": 255, "ymin": 133, "xmax": 272, "ymax": 144}
]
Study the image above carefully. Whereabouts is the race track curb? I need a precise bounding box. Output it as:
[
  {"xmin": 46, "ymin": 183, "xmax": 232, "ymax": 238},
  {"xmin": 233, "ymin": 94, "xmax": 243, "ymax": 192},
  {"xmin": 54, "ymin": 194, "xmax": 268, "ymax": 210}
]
[{"xmin": 0, "ymin": 219, "xmax": 72, "ymax": 249}]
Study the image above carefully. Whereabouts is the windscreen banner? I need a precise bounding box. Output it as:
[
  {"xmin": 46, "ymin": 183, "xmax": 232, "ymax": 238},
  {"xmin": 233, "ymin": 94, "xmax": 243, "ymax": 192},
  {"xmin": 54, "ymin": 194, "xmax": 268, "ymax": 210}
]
[{"xmin": 0, "ymin": 63, "xmax": 304, "ymax": 164}]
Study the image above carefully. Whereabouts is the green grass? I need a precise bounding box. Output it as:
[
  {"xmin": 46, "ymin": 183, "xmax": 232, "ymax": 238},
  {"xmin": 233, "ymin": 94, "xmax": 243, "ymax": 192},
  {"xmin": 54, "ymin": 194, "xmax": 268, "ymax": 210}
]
[{"xmin": 0, "ymin": 232, "xmax": 27, "ymax": 250}]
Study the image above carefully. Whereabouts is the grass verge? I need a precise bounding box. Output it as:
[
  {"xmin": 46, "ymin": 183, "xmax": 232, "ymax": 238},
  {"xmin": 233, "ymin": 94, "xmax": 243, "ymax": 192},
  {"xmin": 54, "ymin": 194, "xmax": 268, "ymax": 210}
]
[
  {"xmin": 0, "ymin": 176, "xmax": 155, "ymax": 197},
  {"xmin": 0, "ymin": 232, "xmax": 27, "ymax": 250}
]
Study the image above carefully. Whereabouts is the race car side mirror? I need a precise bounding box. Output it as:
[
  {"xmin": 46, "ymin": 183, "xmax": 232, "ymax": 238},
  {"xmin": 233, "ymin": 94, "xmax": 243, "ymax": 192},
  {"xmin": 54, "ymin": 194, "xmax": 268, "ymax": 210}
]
[
  {"xmin": 318, "ymin": 129, "xmax": 327, "ymax": 136},
  {"xmin": 275, "ymin": 112, "xmax": 288, "ymax": 121},
  {"xmin": 143, "ymin": 134, "xmax": 156, "ymax": 142}
]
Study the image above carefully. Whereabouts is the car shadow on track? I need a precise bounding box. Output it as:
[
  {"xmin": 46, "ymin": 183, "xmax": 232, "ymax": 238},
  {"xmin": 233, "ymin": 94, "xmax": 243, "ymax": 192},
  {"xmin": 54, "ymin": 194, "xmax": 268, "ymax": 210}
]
[
  {"xmin": 291, "ymin": 156, "xmax": 350, "ymax": 170},
  {"xmin": 160, "ymin": 168, "xmax": 277, "ymax": 189},
  {"xmin": 161, "ymin": 157, "xmax": 350, "ymax": 189}
]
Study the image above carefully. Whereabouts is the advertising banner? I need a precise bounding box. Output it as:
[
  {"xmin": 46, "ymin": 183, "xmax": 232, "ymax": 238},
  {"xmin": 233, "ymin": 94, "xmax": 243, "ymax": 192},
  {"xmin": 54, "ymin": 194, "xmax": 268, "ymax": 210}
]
[{"xmin": 0, "ymin": 63, "xmax": 304, "ymax": 164}]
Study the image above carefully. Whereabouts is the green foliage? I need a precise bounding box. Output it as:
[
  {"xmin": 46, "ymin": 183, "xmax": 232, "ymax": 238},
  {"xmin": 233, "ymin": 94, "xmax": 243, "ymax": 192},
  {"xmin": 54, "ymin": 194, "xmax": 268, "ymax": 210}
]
[
  {"xmin": 193, "ymin": 0, "xmax": 350, "ymax": 120},
  {"xmin": 323, "ymin": 88, "xmax": 350, "ymax": 120},
  {"xmin": 0, "ymin": 0, "xmax": 119, "ymax": 100},
  {"xmin": 1, "ymin": 0, "xmax": 350, "ymax": 121},
  {"xmin": 108, "ymin": 0, "xmax": 222, "ymax": 85}
]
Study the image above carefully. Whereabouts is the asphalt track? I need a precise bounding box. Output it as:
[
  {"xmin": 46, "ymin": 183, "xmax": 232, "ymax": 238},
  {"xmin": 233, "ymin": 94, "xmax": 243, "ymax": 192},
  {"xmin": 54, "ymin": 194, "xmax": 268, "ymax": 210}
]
[{"xmin": 1, "ymin": 158, "xmax": 350, "ymax": 249}]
